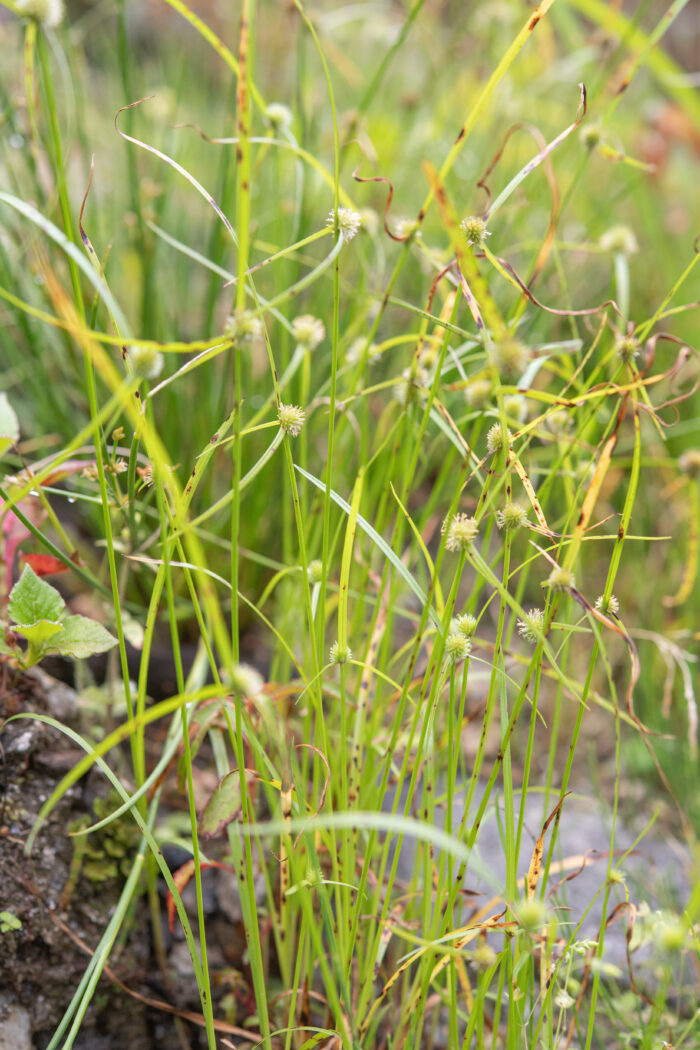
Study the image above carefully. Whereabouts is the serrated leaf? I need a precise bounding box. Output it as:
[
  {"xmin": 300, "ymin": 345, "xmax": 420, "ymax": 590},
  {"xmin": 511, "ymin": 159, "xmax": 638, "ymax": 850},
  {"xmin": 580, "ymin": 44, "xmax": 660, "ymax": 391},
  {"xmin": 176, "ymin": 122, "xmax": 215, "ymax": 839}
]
[
  {"xmin": 42, "ymin": 615, "xmax": 117, "ymax": 660},
  {"xmin": 0, "ymin": 393, "xmax": 20, "ymax": 456},
  {"xmin": 9, "ymin": 564, "xmax": 65, "ymax": 626},
  {"xmin": 15, "ymin": 620, "xmax": 64, "ymax": 647}
]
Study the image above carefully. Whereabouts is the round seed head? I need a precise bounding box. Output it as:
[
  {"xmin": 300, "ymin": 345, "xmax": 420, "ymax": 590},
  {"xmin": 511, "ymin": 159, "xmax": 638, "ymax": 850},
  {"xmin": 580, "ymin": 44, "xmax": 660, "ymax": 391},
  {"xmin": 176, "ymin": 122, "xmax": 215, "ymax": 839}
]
[
  {"xmin": 514, "ymin": 896, "xmax": 550, "ymax": 935},
  {"xmin": 465, "ymin": 378, "xmax": 492, "ymax": 410},
  {"xmin": 615, "ymin": 334, "xmax": 640, "ymax": 363},
  {"xmin": 545, "ymin": 408, "xmax": 571, "ymax": 435},
  {"xmin": 229, "ymin": 662, "xmax": 264, "ymax": 699},
  {"xmin": 454, "ymin": 612, "xmax": 478, "ymax": 637},
  {"xmin": 292, "ymin": 314, "xmax": 325, "ymax": 350},
  {"xmin": 471, "ymin": 942, "xmax": 497, "ymax": 970},
  {"xmin": 305, "ymin": 865, "xmax": 323, "ymax": 887},
  {"xmin": 460, "ymin": 215, "xmax": 489, "ymax": 247},
  {"xmin": 658, "ymin": 917, "xmax": 688, "ymax": 953},
  {"xmin": 346, "ymin": 338, "xmax": 379, "ymax": 366},
  {"xmin": 394, "ymin": 366, "xmax": 430, "ymax": 406},
  {"xmin": 517, "ymin": 608, "xmax": 544, "ymax": 644},
  {"xmin": 599, "ymin": 225, "xmax": 638, "ymax": 255},
  {"xmin": 546, "ymin": 566, "xmax": 575, "ymax": 592},
  {"xmin": 679, "ymin": 449, "xmax": 700, "ymax": 477},
  {"xmin": 329, "ymin": 641, "xmax": 352, "ymax": 665},
  {"xmin": 306, "ymin": 559, "xmax": 323, "ymax": 584},
  {"xmin": 130, "ymin": 345, "xmax": 164, "ymax": 380},
  {"xmin": 594, "ymin": 593, "xmax": 619, "ymax": 616},
  {"xmin": 442, "ymin": 513, "xmax": 479, "ymax": 552},
  {"xmin": 445, "ymin": 631, "xmax": 471, "ymax": 664},
  {"xmin": 278, "ymin": 403, "xmax": 306, "ymax": 437},
  {"xmin": 265, "ymin": 102, "xmax": 293, "ymax": 129},
  {"xmin": 327, "ymin": 207, "xmax": 362, "ymax": 243},
  {"xmin": 496, "ymin": 501, "xmax": 528, "ymax": 531},
  {"xmin": 395, "ymin": 217, "xmax": 421, "ymax": 240},
  {"xmin": 504, "ymin": 394, "xmax": 528, "ymax": 422},
  {"xmin": 580, "ymin": 123, "xmax": 603, "ymax": 151},
  {"xmin": 486, "ymin": 422, "xmax": 513, "ymax": 454},
  {"xmin": 554, "ymin": 990, "xmax": 575, "ymax": 1010},
  {"xmin": 16, "ymin": 0, "xmax": 63, "ymax": 26},
  {"xmin": 226, "ymin": 312, "xmax": 264, "ymax": 345},
  {"xmin": 489, "ymin": 338, "xmax": 529, "ymax": 379}
]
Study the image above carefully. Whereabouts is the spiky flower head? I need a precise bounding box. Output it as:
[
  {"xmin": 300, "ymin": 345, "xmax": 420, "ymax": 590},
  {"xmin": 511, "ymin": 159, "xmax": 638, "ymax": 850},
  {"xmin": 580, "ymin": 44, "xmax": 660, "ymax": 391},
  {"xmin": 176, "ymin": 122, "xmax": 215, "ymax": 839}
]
[
  {"xmin": 226, "ymin": 312, "xmax": 264, "ymax": 345},
  {"xmin": 229, "ymin": 662, "xmax": 264, "ymax": 699},
  {"xmin": 546, "ymin": 566, "xmax": 575, "ymax": 592},
  {"xmin": 444, "ymin": 631, "xmax": 471, "ymax": 665},
  {"xmin": 486, "ymin": 422, "xmax": 513, "ymax": 454},
  {"xmin": 471, "ymin": 942, "xmax": 497, "ymax": 970},
  {"xmin": 679, "ymin": 449, "xmax": 700, "ymax": 477},
  {"xmin": 580, "ymin": 123, "xmax": 603, "ymax": 151},
  {"xmin": 329, "ymin": 641, "xmax": 352, "ymax": 665},
  {"xmin": 504, "ymin": 394, "xmax": 528, "ymax": 422},
  {"xmin": 394, "ymin": 366, "xmax": 430, "ymax": 406},
  {"xmin": 327, "ymin": 207, "xmax": 362, "ymax": 243},
  {"xmin": 307, "ymin": 559, "xmax": 323, "ymax": 584},
  {"xmin": 517, "ymin": 608, "xmax": 544, "ymax": 644},
  {"xmin": 346, "ymin": 337, "xmax": 379, "ymax": 366},
  {"xmin": 658, "ymin": 915, "xmax": 689, "ymax": 953},
  {"xmin": 278, "ymin": 403, "xmax": 306, "ymax": 437},
  {"xmin": 546, "ymin": 408, "xmax": 571, "ymax": 435},
  {"xmin": 465, "ymin": 378, "xmax": 492, "ymax": 409},
  {"xmin": 454, "ymin": 612, "xmax": 478, "ymax": 637},
  {"xmin": 16, "ymin": 0, "xmax": 64, "ymax": 26},
  {"xmin": 130, "ymin": 345, "xmax": 164, "ymax": 380},
  {"xmin": 395, "ymin": 217, "xmax": 420, "ymax": 240},
  {"xmin": 496, "ymin": 501, "xmax": 528, "ymax": 531},
  {"xmin": 514, "ymin": 896, "xmax": 550, "ymax": 935},
  {"xmin": 489, "ymin": 338, "xmax": 528, "ymax": 379},
  {"xmin": 292, "ymin": 314, "xmax": 325, "ymax": 350},
  {"xmin": 442, "ymin": 513, "xmax": 479, "ymax": 552},
  {"xmin": 595, "ymin": 593, "xmax": 619, "ymax": 616},
  {"xmin": 305, "ymin": 865, "xmax": 323, "ymax": 888},
  {"xmin": 615, "ymin": 334, "xmax": 640, "ymax": 363},
  {"xmin": 265, "ymin": 102, "xmax": 293, "ymax": 130},
  {"xmin": 599, "ymin": 225, "xmax": 638, "ymax": 255},
  {"xmin": 460, "ymin": 215, "xmax": 490, "ymax": 247},
  {"xmin": 554, "ymin": 989, "xmax": 575, "ymax": 1010}
]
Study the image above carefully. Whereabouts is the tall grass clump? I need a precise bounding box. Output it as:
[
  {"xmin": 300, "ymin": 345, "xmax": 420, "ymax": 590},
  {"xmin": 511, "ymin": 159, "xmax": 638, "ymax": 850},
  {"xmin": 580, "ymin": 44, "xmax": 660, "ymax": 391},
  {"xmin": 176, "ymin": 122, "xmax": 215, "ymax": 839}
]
[{"xmin": 1, "ymin": 0, "xmax": 699, "ymax": 1047}]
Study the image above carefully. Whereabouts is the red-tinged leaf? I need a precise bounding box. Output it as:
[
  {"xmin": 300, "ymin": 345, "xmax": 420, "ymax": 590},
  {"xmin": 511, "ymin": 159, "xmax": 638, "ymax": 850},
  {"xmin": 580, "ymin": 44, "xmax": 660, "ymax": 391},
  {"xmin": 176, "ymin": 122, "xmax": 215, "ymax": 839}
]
[
  {"xmin": 21, "ymin": 554, "xmax": 71, "ymax": 577},
  {"xmin": 37, "ymin": 460, "xmax": 96, "ymax": 486},
  {"xmin": 166, "ymin": 858, "xmax": 237, "ymax": 933},
  {"xmin": 1, "ymin": 497, "xmax": 47, "ymax": 596}
]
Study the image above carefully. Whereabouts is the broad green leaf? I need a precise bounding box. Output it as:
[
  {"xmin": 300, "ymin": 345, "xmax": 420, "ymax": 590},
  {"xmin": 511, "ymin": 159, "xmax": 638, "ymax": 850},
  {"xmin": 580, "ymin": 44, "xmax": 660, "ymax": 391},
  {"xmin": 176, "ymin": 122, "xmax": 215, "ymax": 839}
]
[
  {"xmin": 15, "ymin": 620, "xmax": 64, "ymax": 648},
  {"xmin": 42, "ymin": 615, "xmax": 117, "ymax": 660},
  {"xmin": 0, "ymin": 393, "xmax": 19, "ymax": 456},
  {"xmin": 9, "ymin": 564, "xmax": 65, "ymax": 627}
]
